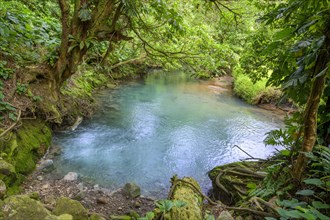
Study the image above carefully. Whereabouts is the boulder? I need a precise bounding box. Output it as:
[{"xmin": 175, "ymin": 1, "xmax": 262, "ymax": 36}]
[
  {"xmin": 52, "ymin": 197, "xmax": 88, "ymax": 220},
  {"xmin": 63, "ymin": 172, "xmax": 78, "ymax": 181},
  {"xmin": 0, "ymin": 195, "xmax": 52, "ymax": 219},
  {"xmin": 123, "ymin": 182, "xmax": 141, "ymax": 198}
]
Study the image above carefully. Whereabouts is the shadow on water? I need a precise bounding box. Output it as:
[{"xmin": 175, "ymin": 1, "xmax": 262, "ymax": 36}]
[{"xmin": 53, "ymin": 71, "xmax": 282, "ymax": 198}]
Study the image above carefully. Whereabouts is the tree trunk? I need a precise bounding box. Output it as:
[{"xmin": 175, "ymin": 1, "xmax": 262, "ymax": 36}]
[{"xmin": 292, "ymin": 36, "xmax": 330, "ymax": 180}]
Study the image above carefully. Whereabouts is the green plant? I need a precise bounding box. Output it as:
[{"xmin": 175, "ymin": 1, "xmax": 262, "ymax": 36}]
[
  {"xmin": 0, "ymin": 61, "xmax": 13, "ymax": 79},
  {"xmin": 156, "ymin": 199, "xmax": 186, "ymax": 219},
  {"xmin": 16, "ymin": 83, "xmax": 27, "ymax": 95}
]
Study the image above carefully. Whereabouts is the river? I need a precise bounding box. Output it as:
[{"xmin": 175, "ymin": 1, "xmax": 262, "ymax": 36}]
[{"xmin": 53, "ymin": 71, "xmax": 282, "ymax": 198}]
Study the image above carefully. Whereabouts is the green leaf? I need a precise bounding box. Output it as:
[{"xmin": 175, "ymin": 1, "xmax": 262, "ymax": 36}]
[
  {"xmin": 79, "ymin": 41, "xmax": 84, "ymax": 50},
  {"xmin": 273, "ymin": 28, "xmax": 294, "ymax": 40},
  {"xmin": 173, "ymin": 200, "xmax": 187, "ymax": 208},
  {"xmin": 156, "ymin": 200, "xmax": 174, "ymax": 212},
  {"xmin": 8, "ymin": 112, "xmax": 16, "ymax": 121},
  {"xmin": 303, "ymin": 178, "xmax": 324, "ymax": 187},
  {"xmin": 277, "ymin": 208, "xmax": 302, "ymax": 218},
  {"xmin": 280, "ymin": 149, "xmax": 290, "ymax": 156},
  {"xmin": 312, "ymin": 201, "xmax": 330, "ymax": 209},
  {"xmin": 296, "ymin": 189, "xmax": 315, "ymax": 196},
  {"xmin": 312, "ymin": 209, "xmax": 330, "ymax": 220},
  {"xmin": 68, "ymin": 44, "xmax": 77, "ymax": 53}
]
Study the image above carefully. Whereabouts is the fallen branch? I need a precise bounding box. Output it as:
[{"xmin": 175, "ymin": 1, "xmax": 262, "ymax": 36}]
[
  {"xmin": 233, "ymin": 145, "xmax": 255, "ymax": 159},
  {"xmin": 0, "ymin": 110, "xmax": 21, "ymax": 138}
]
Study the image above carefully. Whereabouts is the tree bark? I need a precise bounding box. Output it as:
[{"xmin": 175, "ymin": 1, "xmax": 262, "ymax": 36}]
[{"xmin": 292, "ymin": 36, "xmax": 330, "ymax": 180}]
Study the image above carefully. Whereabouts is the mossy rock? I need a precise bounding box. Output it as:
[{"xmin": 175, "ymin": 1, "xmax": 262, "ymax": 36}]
[
  {"xmin": 52, "ymin": 197, "xmax": 88, "ymax": 220},
  {"xmin": 0, "ymin": 195, "xmax": 52, "ymax": 219},
  {"xmin": 168, "ymin": 177, "xmax": 203, "ymax": 220},
  {"xmin": 208, "ymin": 161, "xmax": 266, "ymax": 205}
]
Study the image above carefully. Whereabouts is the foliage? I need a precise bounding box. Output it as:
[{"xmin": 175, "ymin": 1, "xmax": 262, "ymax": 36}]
[
  {"xmin": 138, "ymin": 199, "xmax": 187, "ymax": 220},
  {"xmin": 0, "ymin": 1, "xmax": 60, "ymax": 64},
  {"xmin": 0, "ymin": 61, "xmax": 13, "ymax": 79},
  {"xmin": 61, "ymin": 65, "xmax": 109, "ymax": 98}
]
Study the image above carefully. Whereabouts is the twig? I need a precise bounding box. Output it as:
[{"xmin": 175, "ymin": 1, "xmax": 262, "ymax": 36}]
[
  {"xmin": 0, "ymin": 110, "xmax": 22, "ymax": 138},
  {"xmin": 233, "ymin": 145, "xmax": 255, "ymax": 159}
]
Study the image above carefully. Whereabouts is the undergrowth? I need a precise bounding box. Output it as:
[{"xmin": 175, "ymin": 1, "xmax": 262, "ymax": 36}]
[{"xmin": 232, "ymin": 66, "xmax": 281, "ymax": 104}]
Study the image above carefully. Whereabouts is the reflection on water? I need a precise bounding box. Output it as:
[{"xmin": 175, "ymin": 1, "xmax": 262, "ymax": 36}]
[{"xmin": 53, "ymin": 71, "xmax": 282, "ymax": 197}]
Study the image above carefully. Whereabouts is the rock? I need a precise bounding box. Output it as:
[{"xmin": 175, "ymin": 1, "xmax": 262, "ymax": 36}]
[
  {"xmin": 73, "ymin": 191, "xmax": 86, "ymax": 201},
  {"xmin": 63, "ymin": 172, "xmax": 78, "ymax": 181},
  {"xmin": 48, "ymin": 145, "xmax": 63, "ymax": 157},
  {"xmin": 217, "ymin": 211, "xmax": 234, "ymax": 220},
  {"xmin": 52, "ymin": 197, "xmax": 88, "ymax": 220},
  {"xmin": 123, "ymin": 182, "xmax": 141, "ymax": 198},
  {"xmin": 0, "ymin": 195, "xmax": 52, "ymax": 219},
  {"xmin": 38, "ymin": 159, "xmax": 55, "ymax": 172},
  {"xmin": 133, "ymin": 201, "xmax": 141, "ymax": 208},
  {"xmin": 90, "ymin": 212, "xmax": 106, "ymax": 220},
  {"xmin": 37, "ymin": 175, "xmax": 44, "ymax": 181},
  {"xmin": 93, "ymin": 184, "xmax": 100, "ymax": 191},
  {"xmin": 42, "ymin": 183, "xmax": 50, "ymax": 189},
  {"xmin": 0, "ymin": 159, "xmax": 15, "ymax": 175},
  {"xmin": 96, "ymin": 196, "xmax": 108, "ymax": 204},
  {"xmin": 77, "ymin": 183, "xmax": 84, "ymax": 191},
  {"xmin": 0, "ymin": 179, "xmax": 6, "ymax": 199}
]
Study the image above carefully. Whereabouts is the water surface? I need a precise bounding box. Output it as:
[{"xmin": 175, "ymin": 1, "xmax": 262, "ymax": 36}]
[{"xmin": 53, "ymin": 71, "xmax": 282, "ymax": 197}]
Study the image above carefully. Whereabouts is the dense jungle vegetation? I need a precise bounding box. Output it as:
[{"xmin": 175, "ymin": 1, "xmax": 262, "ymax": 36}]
[{"xmin": 0, "ymin": 0, "xmax": 330, "ymax": 219}]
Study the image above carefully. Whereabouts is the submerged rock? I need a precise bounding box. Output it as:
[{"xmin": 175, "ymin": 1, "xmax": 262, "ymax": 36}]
[
  {"xmin": 52, "ymin": 197, "xmax": 88, "ymax": 220},
  {"xmin": 63, "ymin": 172, "xmax": 78, "ymax": 181},
  {"xmin": 0, "ymin": 195, "xmax": 52, "ymax": 219},
  {"xmin": 123, "ymin": 182, "xmax": 141, "ymax": 198}
]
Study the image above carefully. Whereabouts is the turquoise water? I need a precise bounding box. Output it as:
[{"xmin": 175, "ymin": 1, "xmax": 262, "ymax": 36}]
[{"xmin": 53, "ymin": 71, "xmax": 282, "ymax": 197}]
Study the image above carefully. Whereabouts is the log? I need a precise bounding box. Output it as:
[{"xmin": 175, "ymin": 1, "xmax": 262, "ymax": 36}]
[{"xmin": 167, "ymin": 177, "xmax": 204, "ymax": 220}]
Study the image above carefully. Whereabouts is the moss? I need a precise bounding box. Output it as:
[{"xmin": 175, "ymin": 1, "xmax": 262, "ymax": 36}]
[
  {"xmin": 13, "ymin": 119, "xmax": 51, "ymax": 174},
  {"xmin": 0, "ymin": 120, "xmax": 51, "ymax": 194},
  {"xmin": 52, "ymin": 197, "xmax": 88, "ymax": 220},
  {"xmin": 169, "ymin": 177, "xmax": 203, "ymax": 220},
  {"xmin": 0, "ymin": 195, "xmax": 52, "ymax": 219}
]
